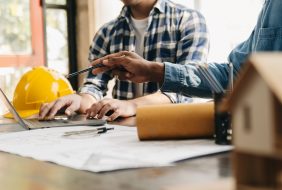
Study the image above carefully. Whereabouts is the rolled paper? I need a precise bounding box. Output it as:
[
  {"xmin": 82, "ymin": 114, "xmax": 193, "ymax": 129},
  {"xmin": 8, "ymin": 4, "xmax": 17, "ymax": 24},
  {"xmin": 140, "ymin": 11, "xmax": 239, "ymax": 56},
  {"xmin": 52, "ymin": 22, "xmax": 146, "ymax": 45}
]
[{"xmin": 136, "ymin": 102, "xmax": 214, "ymax": 140}]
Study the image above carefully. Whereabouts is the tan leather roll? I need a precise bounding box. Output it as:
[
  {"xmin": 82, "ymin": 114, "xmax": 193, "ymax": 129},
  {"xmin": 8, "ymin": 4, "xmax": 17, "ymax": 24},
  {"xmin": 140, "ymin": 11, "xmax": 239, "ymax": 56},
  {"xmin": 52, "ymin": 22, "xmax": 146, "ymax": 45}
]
[{"xmin": 136, "ymin": 102, "xmax": 214, "ymax": 140}]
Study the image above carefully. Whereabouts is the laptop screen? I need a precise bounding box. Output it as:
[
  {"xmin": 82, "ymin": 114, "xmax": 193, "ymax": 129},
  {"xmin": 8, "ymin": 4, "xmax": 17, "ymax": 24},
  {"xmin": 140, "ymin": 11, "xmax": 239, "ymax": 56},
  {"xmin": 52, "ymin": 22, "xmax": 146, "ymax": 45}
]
[{"xmin": 0, "ymin": 88, "xmax": 29, "ymax": 130}]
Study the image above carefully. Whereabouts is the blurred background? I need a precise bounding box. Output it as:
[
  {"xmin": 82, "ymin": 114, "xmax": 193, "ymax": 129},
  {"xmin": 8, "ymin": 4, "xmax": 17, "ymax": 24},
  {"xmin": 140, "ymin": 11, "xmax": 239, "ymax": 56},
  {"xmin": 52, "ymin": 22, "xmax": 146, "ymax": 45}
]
[{"xmin": 0, "ymin": 0, "xmax": 263, "ymax": 114}]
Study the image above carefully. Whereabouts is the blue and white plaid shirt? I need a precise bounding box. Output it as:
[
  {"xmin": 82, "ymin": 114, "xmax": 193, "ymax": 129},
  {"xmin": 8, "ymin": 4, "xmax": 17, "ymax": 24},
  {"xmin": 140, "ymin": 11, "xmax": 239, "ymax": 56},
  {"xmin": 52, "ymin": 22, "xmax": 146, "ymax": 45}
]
[{"xmin": 79, "ymin": 0, "xmax": 209, "ymax": 103}]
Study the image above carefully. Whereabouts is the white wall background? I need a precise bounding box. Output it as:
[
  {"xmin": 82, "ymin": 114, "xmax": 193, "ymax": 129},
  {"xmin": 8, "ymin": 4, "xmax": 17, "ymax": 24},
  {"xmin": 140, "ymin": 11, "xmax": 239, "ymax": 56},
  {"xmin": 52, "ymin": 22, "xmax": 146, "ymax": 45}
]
[{"xmin": 199, "ymin": 0, "xmax": 263, "ymax": 62}]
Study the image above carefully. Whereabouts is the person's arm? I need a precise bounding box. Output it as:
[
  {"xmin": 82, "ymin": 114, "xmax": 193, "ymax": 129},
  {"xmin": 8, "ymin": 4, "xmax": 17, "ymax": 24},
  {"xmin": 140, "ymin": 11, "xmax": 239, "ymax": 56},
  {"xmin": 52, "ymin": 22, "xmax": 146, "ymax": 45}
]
[
  {"xmin": 161, "ymin": 62, "xmax": 235, "ymax": 97},
  {"xmin": 161, "ymin": 0, "xmax": 282, "ymax": 97},
  {"xmin": 93, "ymin": 51, "xmax": 165, "ymax": 83},
  {"xmin": 78, "ymin": 23, "xmax": 113, "ymax": 101},
  {"xmin": 93, "ymin": 52, "xmax": 236, "ymax": 98},
  {"xmin": 160, "ymin": 9, "xmax": 210, "ymax": 103},
  {"xmin": 85, "ymin": 91, "xmax": 171, "ymax": 121}
]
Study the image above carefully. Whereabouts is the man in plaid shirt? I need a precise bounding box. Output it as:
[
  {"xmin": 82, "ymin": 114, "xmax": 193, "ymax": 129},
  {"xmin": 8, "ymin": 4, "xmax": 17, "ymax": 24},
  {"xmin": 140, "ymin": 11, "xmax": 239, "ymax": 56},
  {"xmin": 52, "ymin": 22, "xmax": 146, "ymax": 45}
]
[{"xmin": 39, "ymin": 0, "xmax": 209, "ymax": 121}]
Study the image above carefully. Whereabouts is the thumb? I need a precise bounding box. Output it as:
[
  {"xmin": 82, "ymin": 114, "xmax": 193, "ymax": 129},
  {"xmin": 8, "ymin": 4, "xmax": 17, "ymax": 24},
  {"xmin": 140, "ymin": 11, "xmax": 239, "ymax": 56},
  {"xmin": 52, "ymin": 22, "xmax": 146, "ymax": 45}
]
[{"xmin": 92, "ymin": 67, "xmax": 110, "ymax": 75}]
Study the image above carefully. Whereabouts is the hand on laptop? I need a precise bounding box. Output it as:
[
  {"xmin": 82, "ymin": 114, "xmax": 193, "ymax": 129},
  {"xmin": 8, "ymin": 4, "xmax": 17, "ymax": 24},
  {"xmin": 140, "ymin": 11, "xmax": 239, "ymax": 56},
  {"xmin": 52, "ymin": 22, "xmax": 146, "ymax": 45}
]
[
  {"xmin": 39, "ymin": 94, "xmax": 96, "ymax": 120},
  {"xmin": 86, "ymin": 98, "xmax": 137, "ymax": 121}
]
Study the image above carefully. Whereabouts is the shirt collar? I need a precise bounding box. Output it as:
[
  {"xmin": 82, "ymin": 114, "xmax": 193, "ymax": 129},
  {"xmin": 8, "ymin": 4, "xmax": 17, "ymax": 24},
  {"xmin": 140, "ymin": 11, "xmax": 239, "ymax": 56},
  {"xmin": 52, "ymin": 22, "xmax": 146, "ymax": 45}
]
[
  {"xmin": 118, "ymin": 6, "xmax": 130, "ymax": 19},
  {"xmin": 118, "ymin": 0, "xmax": 165, "ymax": 19},
  {"xmin": 154, "ymin": 0, "xmax": 165, "ymax": 14}
]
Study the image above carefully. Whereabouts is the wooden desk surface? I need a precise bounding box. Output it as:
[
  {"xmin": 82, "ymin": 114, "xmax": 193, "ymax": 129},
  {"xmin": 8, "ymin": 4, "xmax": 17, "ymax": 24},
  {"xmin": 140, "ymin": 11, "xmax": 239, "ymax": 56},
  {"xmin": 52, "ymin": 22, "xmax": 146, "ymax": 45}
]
[{"xmin": 0, "ymin": 116, "xmax": 232, "ymax": 190}]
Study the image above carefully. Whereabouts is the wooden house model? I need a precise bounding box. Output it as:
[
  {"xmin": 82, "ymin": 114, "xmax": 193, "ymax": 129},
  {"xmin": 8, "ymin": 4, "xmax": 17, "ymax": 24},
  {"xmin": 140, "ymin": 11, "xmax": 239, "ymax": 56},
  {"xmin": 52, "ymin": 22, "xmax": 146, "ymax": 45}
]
[{"xmin": 226, "ymin": 53, "xmax": 282, "ymax": 189}]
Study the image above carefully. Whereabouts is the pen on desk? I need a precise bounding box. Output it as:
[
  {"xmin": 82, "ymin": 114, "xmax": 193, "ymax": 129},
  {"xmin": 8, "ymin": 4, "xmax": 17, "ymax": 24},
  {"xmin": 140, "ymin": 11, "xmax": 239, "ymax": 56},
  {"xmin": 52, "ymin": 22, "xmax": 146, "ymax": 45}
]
[
  {"xmin": 63, "ymin": 127, "xmax": 114, "ymax": 137},
  {"xmin": 66, "ymin": 63, "xmax": 105, "ymax": 79}
]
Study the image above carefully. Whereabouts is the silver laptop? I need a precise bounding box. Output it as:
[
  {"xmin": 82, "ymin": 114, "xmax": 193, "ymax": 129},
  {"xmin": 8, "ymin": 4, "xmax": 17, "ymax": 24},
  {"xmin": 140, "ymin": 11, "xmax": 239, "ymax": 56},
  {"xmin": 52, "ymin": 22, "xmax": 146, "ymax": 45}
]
[{"xmin": 0, "ymin": 88, "xmax": 106, "ymax": 130}]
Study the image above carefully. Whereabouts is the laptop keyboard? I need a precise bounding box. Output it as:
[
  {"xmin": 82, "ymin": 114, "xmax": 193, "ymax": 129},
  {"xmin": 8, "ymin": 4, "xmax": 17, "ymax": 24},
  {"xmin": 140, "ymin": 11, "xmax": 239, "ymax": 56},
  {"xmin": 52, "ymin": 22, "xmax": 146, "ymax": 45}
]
[
  {"xmin": 23, "ymin": 117, "xmax": 106, "ymax": 129},
  {"xmin": 23, "ymin": 119, "xmax": 69, "ymax": 129}
]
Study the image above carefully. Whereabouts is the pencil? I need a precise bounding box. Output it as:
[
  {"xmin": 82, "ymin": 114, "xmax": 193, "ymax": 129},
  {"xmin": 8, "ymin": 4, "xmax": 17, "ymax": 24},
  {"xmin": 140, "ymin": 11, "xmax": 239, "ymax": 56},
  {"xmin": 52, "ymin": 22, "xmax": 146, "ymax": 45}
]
[{"xmin": 66, "ymin": 63, "xmax": 105, "ymax": 79}]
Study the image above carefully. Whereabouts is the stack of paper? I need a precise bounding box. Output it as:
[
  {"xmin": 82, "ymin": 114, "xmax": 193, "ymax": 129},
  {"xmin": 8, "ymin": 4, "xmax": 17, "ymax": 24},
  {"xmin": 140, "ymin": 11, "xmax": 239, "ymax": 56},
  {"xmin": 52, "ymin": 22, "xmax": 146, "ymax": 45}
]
[{"xmin": 0, "ymin": 125, "xmax": 232, "ymax": 172}]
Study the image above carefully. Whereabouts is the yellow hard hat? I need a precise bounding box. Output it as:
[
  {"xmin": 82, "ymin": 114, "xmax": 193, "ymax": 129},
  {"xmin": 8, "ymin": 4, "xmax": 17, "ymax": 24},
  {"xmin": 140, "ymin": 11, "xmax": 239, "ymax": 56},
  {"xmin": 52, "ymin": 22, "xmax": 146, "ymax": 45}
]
[{"xmin": 4, "ymin": 67, "xmax": 74, "ymax": 118}]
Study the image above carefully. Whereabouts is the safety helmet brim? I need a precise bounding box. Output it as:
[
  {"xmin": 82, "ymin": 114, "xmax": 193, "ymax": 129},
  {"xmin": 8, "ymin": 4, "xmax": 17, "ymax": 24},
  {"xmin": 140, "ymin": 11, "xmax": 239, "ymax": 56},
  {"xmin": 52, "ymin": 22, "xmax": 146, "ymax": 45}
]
[{"xmin": 4, "ymin": 109, "xmax": 39, "ymax": 119}]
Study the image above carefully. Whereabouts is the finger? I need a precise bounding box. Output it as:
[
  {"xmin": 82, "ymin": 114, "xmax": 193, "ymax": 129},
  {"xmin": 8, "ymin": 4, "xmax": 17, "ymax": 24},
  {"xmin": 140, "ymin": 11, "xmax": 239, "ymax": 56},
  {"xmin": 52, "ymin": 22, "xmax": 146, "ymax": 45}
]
[
  {"xmin": 39, "ymin": 102, "xmax": 55, "ymax": 119},
  {"xmin": 98, "ymin": 103, "xmax": 115, "ymax": 119},
  {"xmin": 86, "ymin": 106, "xmax": 97, "ymax": 117},
  {"xmin": 119, "ymin": 50, "xmax": 131, "ymax": 56},
  {"xmin": 107, "ymin": 110, "xmax": 120, "ymax": 121},
  {"xmin": 39, "ymin": 103, "xmax": 48, "ymax": 119},
  {"xmin": 103, "ymin": 52, "xmax": 132, "ymax": 67},
  {"xmin": 95, "ymin": 99, "xmax": 113, "ymax": 118},
  {"xmin": 92, "ymin": 66, "xmax": 111, "ymax": 75},
  {"xmin": 112, "ymin": 70, "xmax": 130, "ymax": 81},
  {"xmin": 105, "ymin": 55, "xmax": 130, "ymax": 66},
  {"xmin": 88, "ymin": 103, "xmax": 101, "ymax": 118},
  {"xmin": 102, "ymin": 57, "xmax": 124, "ymax": 67},
  {"xmin": 106, "ymin": 51, "xmax": 129, "ymax": 60},
  {"xmin": 65, "ymin": 102, "xmax": 78, "ymax": 115},
  {"xmin": 90, "ymin": 57, "xmax": 104, "ymax": 66},
  {"xmin": 86, "ymin": 107, "xmax": 96, "ymax": 118},
  {"xmin": 98, "ymin": 52, "xmax": 127, "ymax": 67},
  {"xmin": 47, "ymin": 99, "xmax": 67, "ymax": 119},
  {"xmin": 88, "ymin": 99, "xmax": 109, "ymax": 118},
  {"xmin": 85, "ymin": 108, "xmax": 91, "ymax": 117}
]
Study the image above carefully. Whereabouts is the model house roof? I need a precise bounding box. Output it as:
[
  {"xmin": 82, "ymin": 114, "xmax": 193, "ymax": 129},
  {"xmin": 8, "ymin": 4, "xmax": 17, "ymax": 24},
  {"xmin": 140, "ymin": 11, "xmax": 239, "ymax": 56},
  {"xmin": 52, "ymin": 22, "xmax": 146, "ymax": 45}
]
[{"xmin": 225, "ymin": 53, "xmax": 282, "ymax": 110}]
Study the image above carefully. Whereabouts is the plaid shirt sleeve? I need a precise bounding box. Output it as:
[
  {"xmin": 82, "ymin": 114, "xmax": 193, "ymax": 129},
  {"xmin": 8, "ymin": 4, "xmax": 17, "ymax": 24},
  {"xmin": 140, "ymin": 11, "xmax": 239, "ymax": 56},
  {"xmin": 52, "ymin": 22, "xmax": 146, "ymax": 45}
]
[
  {"xmin": 162, "ymin": 10, "xmax": 209, "ymax": 103},
  {"xmin": 78, "ymin": 23, "xmax": 113, "ymax": 101}
]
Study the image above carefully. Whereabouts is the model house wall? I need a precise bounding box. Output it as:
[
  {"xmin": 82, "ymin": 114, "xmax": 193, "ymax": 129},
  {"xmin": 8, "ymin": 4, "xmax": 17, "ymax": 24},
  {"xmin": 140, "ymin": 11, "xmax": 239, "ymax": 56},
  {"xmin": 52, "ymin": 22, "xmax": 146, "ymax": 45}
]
[
  {"xmin": 226, "ymin": 53, "xmax": 282, "ymax": 190},
  {"xmin": 233, "ymin": 72, "xmax": 274, "ymax": 156},
  {"xmin": 274, "ymin": 96, "xmax": 282, "ymax": 153}
]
